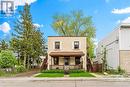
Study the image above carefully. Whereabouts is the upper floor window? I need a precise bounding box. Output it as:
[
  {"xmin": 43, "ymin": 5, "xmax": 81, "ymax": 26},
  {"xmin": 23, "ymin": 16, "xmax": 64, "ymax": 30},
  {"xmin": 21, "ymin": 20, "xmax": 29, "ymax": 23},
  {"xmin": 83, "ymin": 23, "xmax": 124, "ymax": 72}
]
[
  {"xmin": 55, "ymin": 41, "xmax": 60, "ymax": 49},
  {"xmin": 74, "ymin": 41, "xmax": 79, "ymax": 49}
]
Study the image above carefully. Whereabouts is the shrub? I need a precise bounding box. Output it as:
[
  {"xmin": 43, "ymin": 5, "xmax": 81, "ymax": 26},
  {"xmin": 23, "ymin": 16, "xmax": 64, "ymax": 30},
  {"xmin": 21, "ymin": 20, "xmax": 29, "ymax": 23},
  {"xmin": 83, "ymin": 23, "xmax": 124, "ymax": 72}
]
[
  {"xmin": 41, "ymin": 70, "xmax": 85, "ymax": 73},
  {"xmin": 106, "ymin": 67, "xmax": 125, "ymax": 75},
  {"xmin": 15, "ymin": 65, "xmax": 26, "ymax": 73},
  {"xmin": 42, "ymin": 70, "xmax": 64, "ymax": 73},
  {"xmin": 0, "ymin": 70, "xmax": 5, "ymax": 76},
  {"xmin": 106, "ymin": 69, "xmax": 119, "ymax": 74},
  {"xmin": 0, "ymin": 50, "xmax": 17, "ymax": 68},
  {"xmin": 117, "ymin": 66, "xmax": 125, "ymax": 74}
]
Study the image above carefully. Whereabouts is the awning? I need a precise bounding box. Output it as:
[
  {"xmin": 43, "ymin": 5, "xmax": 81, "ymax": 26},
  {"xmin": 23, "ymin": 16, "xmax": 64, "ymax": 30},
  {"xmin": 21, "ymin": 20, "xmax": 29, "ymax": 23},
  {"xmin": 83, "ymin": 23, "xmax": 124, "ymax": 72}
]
[{"xmin": 49, "ymin": 51, "xmax": 85, "ymax": 57}]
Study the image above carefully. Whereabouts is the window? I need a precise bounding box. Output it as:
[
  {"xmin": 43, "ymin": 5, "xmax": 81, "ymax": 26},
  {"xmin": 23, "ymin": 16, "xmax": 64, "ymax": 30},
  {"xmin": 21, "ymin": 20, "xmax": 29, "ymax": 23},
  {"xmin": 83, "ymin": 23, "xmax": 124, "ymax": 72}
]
[
  {"xmin": 54, "ymin": 57, "xmax": 59, "ymax": 65},
  {"xmin": 75, "ymin": 57, "xmax": 80, "ymax": 65},
  {"xmin": 74, "ymin": 41, "xmax": 79, "ymax": 49},
  {"xmin": 55, "ymin": 41, "xmax": 60, "ymax": 49}
]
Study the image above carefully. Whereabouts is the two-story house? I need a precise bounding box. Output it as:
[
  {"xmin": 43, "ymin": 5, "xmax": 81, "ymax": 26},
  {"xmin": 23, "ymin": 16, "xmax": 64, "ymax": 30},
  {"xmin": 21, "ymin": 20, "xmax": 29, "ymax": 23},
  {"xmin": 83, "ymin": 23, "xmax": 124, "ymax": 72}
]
[{"xmin": 47, "ymin": 36, "xmax": 87, "ymax": 70}]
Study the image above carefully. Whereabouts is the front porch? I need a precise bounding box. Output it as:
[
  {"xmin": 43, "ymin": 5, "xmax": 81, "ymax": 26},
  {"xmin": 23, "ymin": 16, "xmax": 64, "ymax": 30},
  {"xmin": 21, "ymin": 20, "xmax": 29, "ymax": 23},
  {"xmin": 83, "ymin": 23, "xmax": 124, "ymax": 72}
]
[
  {"xmin": 48, "ymin": 51, "xmax": 85, "ymax": 70},
  {"xmin": 49, "ymin": 56, "xmax": 83, "ymax": 70}
]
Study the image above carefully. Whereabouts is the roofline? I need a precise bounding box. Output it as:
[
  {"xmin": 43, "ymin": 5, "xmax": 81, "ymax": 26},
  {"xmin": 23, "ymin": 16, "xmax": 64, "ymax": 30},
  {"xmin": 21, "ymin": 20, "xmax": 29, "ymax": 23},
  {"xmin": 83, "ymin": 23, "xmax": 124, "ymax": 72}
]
[
  {"xmin": 98, "ymin": 24, "xmax": 120, "ymax": 44},
  {"xmin": 98, "ymin": 23, "xmax": 130, "ymax": 44},
  {"xmin": 48, "ymin": 36, "xmax": 87, "ymax": 37}
]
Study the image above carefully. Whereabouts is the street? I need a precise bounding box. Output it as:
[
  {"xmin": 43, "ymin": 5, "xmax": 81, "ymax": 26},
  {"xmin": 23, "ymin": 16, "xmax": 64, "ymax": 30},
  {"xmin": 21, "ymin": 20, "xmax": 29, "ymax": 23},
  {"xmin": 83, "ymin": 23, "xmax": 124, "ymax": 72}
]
[{"xmin": 0, "ymin": 78, "xmax": 130, "ymax": 87}]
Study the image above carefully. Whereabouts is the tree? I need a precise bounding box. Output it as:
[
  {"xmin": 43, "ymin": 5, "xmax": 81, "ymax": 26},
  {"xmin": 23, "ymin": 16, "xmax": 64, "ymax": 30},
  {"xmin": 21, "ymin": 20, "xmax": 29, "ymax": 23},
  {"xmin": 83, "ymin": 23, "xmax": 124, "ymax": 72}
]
[
  {"xmin": 10, "ymin": 38, "xmax": 22, "ymax": 65},
  {"xmin": 0, "ymin": 40, "xmax": 8, "ymax": 51},
  {"xmin": 101, "ymin": 46, "xmax": 107, "ymax": 72},
  {"xmin": 52, "ymin": 10, "xmax": 96, "ymax": 58},
  {"xmin": 0, "ymin": 50, "xmax": 17, "ymax": 68},
  {"xmin": 11, "ymin": 4, "xmax": 46, "ymax": 69}
]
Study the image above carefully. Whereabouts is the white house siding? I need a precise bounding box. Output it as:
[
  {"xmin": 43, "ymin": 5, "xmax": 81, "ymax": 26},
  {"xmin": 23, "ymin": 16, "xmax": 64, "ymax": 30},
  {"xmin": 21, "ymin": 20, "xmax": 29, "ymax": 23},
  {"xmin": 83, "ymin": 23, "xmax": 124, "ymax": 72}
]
[
  {"xmin": 96, "ymin": 29, "xmax": 120, "ymax": 69},
  {"xmin": 106, "ymin": 42, "xmax": 119, "ymax": 69},
  {"xmin": 120, "ymin": 27, "xmax": 130, "ymax": 50}
]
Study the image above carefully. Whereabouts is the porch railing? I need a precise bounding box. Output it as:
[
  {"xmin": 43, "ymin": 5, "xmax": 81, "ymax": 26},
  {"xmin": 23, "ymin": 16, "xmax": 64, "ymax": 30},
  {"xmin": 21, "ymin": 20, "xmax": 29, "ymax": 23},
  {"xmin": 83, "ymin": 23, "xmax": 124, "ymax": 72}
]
[{"xmin": 50, "ymin": 65, "xmax": 82, "ymax": 70}]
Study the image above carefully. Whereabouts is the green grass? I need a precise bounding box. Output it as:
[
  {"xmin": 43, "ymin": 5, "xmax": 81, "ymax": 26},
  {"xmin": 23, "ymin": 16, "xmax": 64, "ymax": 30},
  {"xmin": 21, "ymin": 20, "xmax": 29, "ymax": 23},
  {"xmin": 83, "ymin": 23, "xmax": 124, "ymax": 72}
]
[
  {"xmin": 69, "ymin": 72, "xmax": 95, "ymax": 77},
  {"xmin": 36, "ymin": 70, "xmax": 95, "ymax": 77},
  {"xmin": 0, "ymin": 71, "xmax": 16, "ymax": 77},
  {"xmin": 35, "ymin": 73, "xmax": 64, "ymax": 77}
]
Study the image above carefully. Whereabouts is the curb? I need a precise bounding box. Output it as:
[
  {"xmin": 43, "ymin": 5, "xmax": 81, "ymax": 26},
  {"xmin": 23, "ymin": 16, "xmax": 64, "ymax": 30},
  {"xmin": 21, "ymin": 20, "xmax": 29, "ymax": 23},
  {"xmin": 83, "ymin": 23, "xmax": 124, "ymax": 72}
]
[{"xmin": 1, "ymin": 77, "xmax": 130, "ymax": 82}]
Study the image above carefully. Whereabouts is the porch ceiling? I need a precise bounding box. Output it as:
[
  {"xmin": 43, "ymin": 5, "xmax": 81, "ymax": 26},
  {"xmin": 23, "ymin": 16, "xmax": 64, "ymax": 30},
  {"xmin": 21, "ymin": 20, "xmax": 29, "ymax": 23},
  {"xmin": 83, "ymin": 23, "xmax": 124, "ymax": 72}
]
[{"xmin": 49, "ymin": 51, "xmax": 85, "ymax": 57}]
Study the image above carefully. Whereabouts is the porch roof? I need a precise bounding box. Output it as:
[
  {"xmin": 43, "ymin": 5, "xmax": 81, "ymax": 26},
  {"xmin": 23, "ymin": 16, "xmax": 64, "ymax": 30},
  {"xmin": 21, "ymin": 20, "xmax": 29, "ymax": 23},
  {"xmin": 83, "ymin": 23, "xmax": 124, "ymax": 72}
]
[{"xmin": 49, "ymin": 51, "xmax": 85, "ymax": 57}]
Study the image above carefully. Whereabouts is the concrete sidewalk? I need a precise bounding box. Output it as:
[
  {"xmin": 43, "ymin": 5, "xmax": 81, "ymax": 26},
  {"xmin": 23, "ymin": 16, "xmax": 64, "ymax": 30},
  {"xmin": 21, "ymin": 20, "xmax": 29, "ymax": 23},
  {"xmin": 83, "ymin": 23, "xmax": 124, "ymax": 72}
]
[
  {"xmin": 1, "ymin": 77, "xmax": 130, "ymax": 81},
  {"xmin": 1, "ymin": 77, "xmax": 130, "ymax": 87}
]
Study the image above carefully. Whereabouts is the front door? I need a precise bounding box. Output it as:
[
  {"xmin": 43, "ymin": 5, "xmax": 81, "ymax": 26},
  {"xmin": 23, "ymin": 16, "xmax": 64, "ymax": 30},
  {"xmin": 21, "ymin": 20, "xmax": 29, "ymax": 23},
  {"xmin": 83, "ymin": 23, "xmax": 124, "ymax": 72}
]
[{"xmin": 64, "ymin": 57, "xmax": 70, "ymax": 65}]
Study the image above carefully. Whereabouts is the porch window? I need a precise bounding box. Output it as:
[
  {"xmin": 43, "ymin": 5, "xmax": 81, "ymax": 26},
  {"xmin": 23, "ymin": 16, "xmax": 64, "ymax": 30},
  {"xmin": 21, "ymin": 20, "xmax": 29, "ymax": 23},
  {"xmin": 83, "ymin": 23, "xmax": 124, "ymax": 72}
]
[
  {"xmin": 75, "ymin": 57, "xmax": 80, "ymax": 65},
  {"xmin": 74, "ymin": 41, "xmax": 79, "ymax": 49},
  {"xmin": 55, "ymin": 41, "xmax": 60, "ymax": 49},
  {"xmin": 54, "ymin": 57, "xmax": 59, "ymax": 65}
]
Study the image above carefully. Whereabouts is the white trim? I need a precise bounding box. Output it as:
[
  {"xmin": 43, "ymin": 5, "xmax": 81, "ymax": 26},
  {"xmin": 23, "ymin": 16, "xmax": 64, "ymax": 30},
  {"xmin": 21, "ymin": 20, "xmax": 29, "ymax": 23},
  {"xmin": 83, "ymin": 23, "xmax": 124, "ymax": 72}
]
[
  {"xmin": 79, "ymin": 41, "xmax": 81, "ymax": 49},
  {"xmin": 60, "ymin": 41, "xmax": 62, "ymax": 50},
  {"xmin": 53, "ymin": 40, "xmax": 62, "ymax": 50},
  {"xmin": 72, "ymin": 40, "xmax": 80, "ymax": 50},
  {"xmin": 72, "ymin": 41, "xmax": 74, "ymax": 49}
]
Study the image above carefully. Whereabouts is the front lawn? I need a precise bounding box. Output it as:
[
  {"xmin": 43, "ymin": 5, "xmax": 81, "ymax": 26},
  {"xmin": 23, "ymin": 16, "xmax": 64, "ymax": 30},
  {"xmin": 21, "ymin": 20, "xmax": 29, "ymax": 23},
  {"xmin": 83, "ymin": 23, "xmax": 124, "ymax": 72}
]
[
  {"xmin": 35, "ymin": 73, "xmax": 64, "ymax": 77},
  {"xmin": 35, "ymin": 70, "xmax": 95, "ymax": 77},
  {"xmin": 69, "ymin": 72, "xmax": 95, "ymax": 77}
]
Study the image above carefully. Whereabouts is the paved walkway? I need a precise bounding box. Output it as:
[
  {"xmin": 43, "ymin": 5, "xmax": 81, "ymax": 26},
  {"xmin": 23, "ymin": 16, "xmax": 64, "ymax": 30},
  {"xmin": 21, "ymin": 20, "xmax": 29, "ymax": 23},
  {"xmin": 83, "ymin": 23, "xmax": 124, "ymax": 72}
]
[
  {"xmin": 90, "ymin": 73, "xmax": 105, "ymax": 78},
  {"xmin": 1, "ymin": 78, "xmax": 130, "ymax": 87}
]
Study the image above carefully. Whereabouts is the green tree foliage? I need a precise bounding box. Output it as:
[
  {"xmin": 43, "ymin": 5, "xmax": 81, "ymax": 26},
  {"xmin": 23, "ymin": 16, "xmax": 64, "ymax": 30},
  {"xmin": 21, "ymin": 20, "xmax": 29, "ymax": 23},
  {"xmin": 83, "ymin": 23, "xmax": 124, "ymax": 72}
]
[
  {"xmin": 102, "ymin": 47, "xmax": 107, "ymax": 72},
  {"xmin": 0, "ymin": 50, "xmax": 17, "ymax": 68},
  {"xmin": 15, "ymin": 65, "xmax": 26, "ymax": 73},
  {"xmin": 52, "ymin": 10, "xmax": 96, "ymax": 58},
  {"xmin": 0, "ymin": 40, "xmax": 8, "ymax": 51},
  {"xmin": 10, "ymin": 4, "xmax": 46, "ymax": 69}
]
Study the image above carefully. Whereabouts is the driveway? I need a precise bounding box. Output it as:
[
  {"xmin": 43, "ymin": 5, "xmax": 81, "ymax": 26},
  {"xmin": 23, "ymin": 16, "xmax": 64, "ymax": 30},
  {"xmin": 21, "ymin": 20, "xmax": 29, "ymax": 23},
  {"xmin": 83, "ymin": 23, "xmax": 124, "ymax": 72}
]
[
  {"xmin": 0, "ymin": 78, "xmax": 130, "ymax": 87},
  {"xmin": 15, "ymin": 69, "xmax": 40, "ymax": 77}
]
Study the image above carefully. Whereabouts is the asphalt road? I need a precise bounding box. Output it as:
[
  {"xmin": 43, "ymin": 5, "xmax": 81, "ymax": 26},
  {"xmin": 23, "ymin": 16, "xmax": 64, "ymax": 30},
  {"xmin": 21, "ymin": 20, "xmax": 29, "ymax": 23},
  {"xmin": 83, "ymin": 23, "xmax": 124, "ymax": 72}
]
[{"xmin": 0, "ymin": 78, "xmax": 130, "ymax": 87}]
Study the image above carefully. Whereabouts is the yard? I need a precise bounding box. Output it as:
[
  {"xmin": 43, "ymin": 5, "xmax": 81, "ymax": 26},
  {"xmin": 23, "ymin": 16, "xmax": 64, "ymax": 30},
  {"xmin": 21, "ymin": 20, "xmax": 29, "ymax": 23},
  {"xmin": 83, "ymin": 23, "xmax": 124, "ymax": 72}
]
[
  {"xmin": 69, "ymin": 72, "xmax": 95, "ymax": 77},
  {"xmin": 36, "ymin": 73, "xmax": 64, "ymax": 77},
  {"xmin": 0, "ymin": 71, "xmax": 16, "ymax": 77},
  {"xmin": 0, "ymin": 69, "xmax": 39, "ymax": 77},
  {"xmin": 35, "ymin": 70, "xmax": 95, "ymax": 77}
]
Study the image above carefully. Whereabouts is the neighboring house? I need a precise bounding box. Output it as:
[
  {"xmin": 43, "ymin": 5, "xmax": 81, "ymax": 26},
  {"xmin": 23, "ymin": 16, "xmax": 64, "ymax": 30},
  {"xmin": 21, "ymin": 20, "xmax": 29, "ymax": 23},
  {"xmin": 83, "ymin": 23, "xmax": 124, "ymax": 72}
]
[
  {"xmin": 48, "ymin": 36, "xmax": 87, "ymax": 70},
  {"xmin": 96, "ymin": 23, "xmax": 130, "ymax": 73}
]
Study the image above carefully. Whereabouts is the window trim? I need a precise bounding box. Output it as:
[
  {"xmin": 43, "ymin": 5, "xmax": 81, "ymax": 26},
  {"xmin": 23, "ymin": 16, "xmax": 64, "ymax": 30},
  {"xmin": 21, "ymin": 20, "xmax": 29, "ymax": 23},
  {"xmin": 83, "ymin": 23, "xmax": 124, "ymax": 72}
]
[
  {"xmin": 54, "ymin": 41, "xmax": 60, "ymax": 49},
  {"xmin": 74, "ymin": 41, "xmax": 80, "ymax": 49}
]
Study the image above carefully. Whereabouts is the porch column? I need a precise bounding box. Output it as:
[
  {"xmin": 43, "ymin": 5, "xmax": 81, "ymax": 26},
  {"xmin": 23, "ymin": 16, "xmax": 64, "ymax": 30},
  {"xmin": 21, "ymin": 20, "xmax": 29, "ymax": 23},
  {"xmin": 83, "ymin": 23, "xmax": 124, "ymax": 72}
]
[
  {"xmin": 47, "ymin": 56, "xmax": 50, "ymax": 70},
  {"xmin": 83, "ymin": 56, "xmax": 87, "ymax": 71}
]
